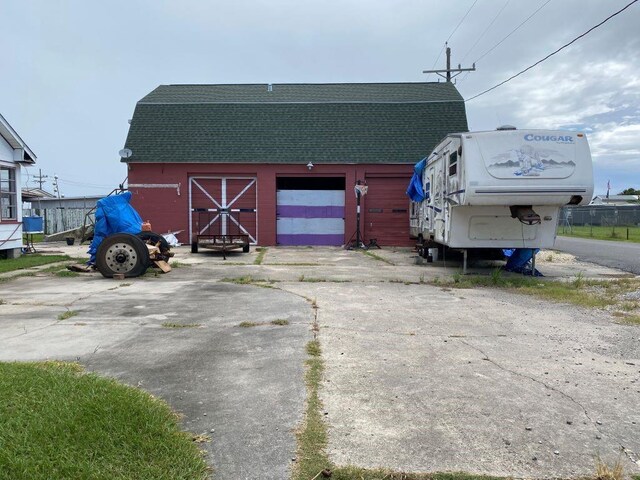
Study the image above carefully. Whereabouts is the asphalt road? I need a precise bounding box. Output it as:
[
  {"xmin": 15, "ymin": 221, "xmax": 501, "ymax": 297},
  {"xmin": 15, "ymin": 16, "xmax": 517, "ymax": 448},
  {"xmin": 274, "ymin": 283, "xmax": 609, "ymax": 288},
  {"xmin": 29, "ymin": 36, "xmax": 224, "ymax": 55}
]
[{"xmin": 554, "ymin": 236, "xmax": 640, "ymax": 275}]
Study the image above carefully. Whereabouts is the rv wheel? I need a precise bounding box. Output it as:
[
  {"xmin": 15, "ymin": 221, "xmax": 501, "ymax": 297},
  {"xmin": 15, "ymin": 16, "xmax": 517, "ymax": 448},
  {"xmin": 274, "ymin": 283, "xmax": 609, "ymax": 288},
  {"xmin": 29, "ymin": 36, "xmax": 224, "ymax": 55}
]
[
  {"xmin": 95, "ymin": 233, "xmax": 150, "ymax": 278},
  {"xmin": 191, "ymin": 241, "xmax": 199, "ymax": 253},
  {"xmin": 242, "ymin": 244, "xmax": 250, "ymax": 253}
]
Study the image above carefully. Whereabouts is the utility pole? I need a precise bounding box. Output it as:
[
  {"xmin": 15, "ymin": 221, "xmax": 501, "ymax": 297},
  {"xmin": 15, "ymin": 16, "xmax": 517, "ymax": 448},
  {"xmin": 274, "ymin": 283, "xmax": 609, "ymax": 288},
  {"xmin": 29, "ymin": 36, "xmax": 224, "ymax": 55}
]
[
  {"xmin": 423, "ymin": 44, "xmax": 476, "ymax": 82},
  {"xmin": 33, "ymin": 169, "xmax": 48, "ymax": 190}
]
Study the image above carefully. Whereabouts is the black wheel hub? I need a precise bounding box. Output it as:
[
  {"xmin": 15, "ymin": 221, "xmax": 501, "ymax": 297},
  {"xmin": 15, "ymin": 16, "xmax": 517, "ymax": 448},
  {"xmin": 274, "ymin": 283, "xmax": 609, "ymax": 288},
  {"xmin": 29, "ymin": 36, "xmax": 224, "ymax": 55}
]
[{"xmin": 104, "ymin": 242, "xmax": 139, "ymax": 273}]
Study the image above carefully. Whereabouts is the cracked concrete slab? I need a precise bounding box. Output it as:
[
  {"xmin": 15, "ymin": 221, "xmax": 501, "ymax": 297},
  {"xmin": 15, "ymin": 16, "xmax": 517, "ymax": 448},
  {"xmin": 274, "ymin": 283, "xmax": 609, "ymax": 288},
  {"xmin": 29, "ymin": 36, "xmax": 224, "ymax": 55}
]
[
  {"xmin": 1, "ymin": 243, "xmax": 639, "ymax": 478},
  {"xmin": 0, "ymin": 267, "xmax": 312, "ymax": 480},
  {"xmin": 279, "ymin": 280, "xmax": 640, "ymax": 478}
]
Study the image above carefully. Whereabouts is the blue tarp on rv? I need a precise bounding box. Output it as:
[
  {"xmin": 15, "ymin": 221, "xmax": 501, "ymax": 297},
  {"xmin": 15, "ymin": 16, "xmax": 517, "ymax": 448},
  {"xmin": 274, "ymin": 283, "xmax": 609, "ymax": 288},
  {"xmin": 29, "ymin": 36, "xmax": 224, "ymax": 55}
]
[
  {"xmin": 87, "ymin": 192, "xmax": 143, "ymax": 264},
  {"xmin": 406, "ymin": 157, "xmax": 428, "ymax": 202}
]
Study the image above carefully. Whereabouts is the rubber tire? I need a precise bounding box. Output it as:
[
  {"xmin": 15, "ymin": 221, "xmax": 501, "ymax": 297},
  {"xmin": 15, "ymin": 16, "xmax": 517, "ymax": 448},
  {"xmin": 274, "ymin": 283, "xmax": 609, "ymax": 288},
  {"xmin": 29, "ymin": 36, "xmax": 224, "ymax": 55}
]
[
  {"xmin": 242, "ymin": 244, "xmax": 250, "ymax": 253},
  {"xmin": 96, "ymin": 233, "xmax": 150, "ymax": 278},
  {"xmin": 137, "ymin": 231, "xmax": 170, "ymax": 252},
  {"xmin": 191, "ymin": 241, "xmax": 198, "ymax": 253}
]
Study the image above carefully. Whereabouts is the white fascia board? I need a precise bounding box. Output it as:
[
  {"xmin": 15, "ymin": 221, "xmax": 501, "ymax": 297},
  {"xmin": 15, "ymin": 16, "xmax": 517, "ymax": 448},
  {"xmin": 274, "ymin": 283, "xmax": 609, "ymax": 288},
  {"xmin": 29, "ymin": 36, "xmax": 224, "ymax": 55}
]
[{"xmin": 0, "ymin": 113, "xmax": 37, "ymax": 164}]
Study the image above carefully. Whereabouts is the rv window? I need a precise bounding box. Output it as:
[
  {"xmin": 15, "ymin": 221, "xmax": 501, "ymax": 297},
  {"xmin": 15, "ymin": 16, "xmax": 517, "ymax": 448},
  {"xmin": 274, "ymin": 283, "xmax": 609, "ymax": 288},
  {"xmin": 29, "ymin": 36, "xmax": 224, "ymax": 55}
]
[{"xmin": 449, "ymin": 151, "xmax": 458, "ymax": 176}]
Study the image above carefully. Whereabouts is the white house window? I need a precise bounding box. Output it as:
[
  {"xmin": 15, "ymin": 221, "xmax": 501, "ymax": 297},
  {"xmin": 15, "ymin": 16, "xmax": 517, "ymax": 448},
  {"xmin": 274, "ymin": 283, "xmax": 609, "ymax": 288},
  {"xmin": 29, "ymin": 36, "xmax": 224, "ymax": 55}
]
[{"xmin": 0, "ymin": 167, "xmax": 17, "ymax": 220}]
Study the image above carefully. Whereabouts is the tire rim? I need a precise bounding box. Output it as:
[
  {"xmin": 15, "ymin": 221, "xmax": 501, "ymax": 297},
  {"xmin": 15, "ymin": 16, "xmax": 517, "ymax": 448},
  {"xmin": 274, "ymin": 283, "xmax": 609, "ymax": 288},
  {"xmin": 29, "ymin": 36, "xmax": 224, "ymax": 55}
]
[{"xmin": 105, "ymin": 242, "xmax": 139, "ymax": 273}]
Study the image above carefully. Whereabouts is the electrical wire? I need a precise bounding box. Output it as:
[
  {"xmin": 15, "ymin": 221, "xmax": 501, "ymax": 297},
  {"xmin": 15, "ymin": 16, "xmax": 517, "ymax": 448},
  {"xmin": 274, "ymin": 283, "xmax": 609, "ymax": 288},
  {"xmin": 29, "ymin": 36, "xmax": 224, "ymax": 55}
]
[
  {"xmin": 465, "ymin": 0, "xmax": 638, "ymax": 102},
  {"xmin": 425, "ymin": 0, "xmax": 480, "ymax": 80},
  {"xmin": 445, "ymin": 0, "xmax": 480, "ymax": 46},
  {"xmin": 460, "ymin": 0, "xmax": 511, "ymax": 64},
  {"xmin": 473, "ymin": 0, "xmax": 553, "ymax": 64},
  {"xmin": 56, "ymin": 179, "xmax": 115, "ymax": 190}
]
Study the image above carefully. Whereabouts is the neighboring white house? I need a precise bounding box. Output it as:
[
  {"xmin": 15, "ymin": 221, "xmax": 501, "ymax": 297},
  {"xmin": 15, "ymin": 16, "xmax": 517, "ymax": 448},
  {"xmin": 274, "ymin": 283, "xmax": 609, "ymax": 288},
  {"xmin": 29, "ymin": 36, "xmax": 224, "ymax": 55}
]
[
  {"xmin": 0, "ymin": 113, "xmax": 36, "ymax": 258},
  {"xmin": 590, "ymin": 194, "xmax": 640, "ymax": 206}
]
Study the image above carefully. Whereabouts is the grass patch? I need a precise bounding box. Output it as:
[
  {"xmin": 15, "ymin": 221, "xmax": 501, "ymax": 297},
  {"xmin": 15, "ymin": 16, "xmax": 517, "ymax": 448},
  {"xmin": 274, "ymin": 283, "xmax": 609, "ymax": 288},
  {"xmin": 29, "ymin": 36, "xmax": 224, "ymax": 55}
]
[
  {"xmin": 270, "ymin": 319, "xmax": 290, "ymax": 326},
  {"xmin": 55, "ymin": 270, "xmax": 79, "ymax": 278},
  {"xmin": 270, "ymin": 262, "xmax": 321, "ymax": 266},
  {"xmin": 253, "ymin": 247, "xmax": 267, "ymax": 265},
  {"xmin": 330, "ymin": 469, "xmax": 505, "ymax": 480},
  {"xmin": 361, "ymin": 250, "xmax": 394, "ymax": 265},
  {"xmin": 22, "ymin": 233, "xmax": 45, "ymax": 243},
  {"xmin": 594, "ymin": 455, "xmax": 625, "ymax": 480},
  {"xmin": 293, "ymin": 340, "xmax": 331, "ymax": 480},
  {"xmin": 558, "ymin": 224, "xmax": 640, "ymax": 243},
  {"xmin": 618, "ymin": 314, "xmax": 640, "ymax": 325},
  {"xmin": 221, "ymin": 275, "xmax": 257, "ymax": 285},
  {"xmin": 238, "ymin": 319, "xmax": 290, "ymax": 328},
  {"xmin": 57, "ymin": 310, "xmax": 79, "ymax": 321},
  {"xmin": 435, "ymin": 272, "xmax": 640, "ymax": 314},
  {"xmin": 221, "ymin": 276, "xmax": 280, "ymax": 289},
  {"xmin": 299, "ymin": 275, "xmax": 327, "ymax": 283},
  {"xmin": 168, "ymin": 261, "xmax": 187, "ymax": 268},
  {"xmin": 238, "ymin": 321, "xmax": 260, "ymax": 328},
  {"xmin": 161, "ymin": 322, "xmax": 202, "ymax": 329},
  {"xmin": 0, "ymin": 361, "xmax": 208, "ymax": 480},
  {"xmin": 0, "ymin": 254, "xmax": 71, "ymax": 274}
]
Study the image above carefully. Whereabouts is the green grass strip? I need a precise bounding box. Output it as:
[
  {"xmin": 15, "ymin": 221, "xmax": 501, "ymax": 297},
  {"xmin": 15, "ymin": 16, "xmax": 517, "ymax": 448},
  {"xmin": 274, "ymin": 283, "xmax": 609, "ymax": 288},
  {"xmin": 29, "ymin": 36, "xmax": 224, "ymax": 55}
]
[
  {"xmin": 0, "ymin": 361, "xmax": 208, "ymax": 480},
  {"xmin": 443, "ymin": 273, "xmax": 640, "ymax": 312},
  {"xmin": 0, "ymin": 255, "xmax": 71, "ymax": 274},
  {"xmin": 558, "ymin": 225, "xmax": 640, "ymax": 243},
  {"xmin": 294, "ymin": 340, "xmax": 332, "ymax": 480},
  {"xmin": 253, "ymin": 247, "xmax": 267, "ymax": 265},
  {"xmin": 362, "ymin": 250, "xmax": 395, "ymax": 265},
  {"xmin": 330, "ymin": 469, "xmax": 505, "ymax": 480}
]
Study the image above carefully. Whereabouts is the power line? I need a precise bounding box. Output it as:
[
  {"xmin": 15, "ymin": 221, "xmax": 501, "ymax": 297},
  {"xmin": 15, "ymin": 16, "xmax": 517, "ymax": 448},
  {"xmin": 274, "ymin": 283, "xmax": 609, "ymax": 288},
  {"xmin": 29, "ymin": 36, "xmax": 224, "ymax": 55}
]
[
  {"xmin": 460, "ymin": 0, "xmax": 511, "ymax": 64},
  {"xmin": 425, "ymin": 0, "xmax": 480, "ymax": 80},
  {"xmin": 56, "ymin": 178, "xmax": 115, "ymax": 189},
  {"xmin": 446, "ymin": 0, "xmax": 480, "ymax": 45},
  {"xmin": 466, "ymin": 0, "xmax": 638, "ymax": 102},
  {"xmin": 474, "ymin": 0, "xmax": 553, "ymax": 64}
]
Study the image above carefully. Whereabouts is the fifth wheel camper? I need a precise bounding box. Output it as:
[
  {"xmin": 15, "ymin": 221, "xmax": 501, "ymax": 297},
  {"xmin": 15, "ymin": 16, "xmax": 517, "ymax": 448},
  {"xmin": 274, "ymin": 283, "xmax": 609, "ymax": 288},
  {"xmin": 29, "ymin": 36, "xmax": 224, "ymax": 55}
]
[{"xmin": 408, "ymin": 127, "xmax": 594, "ymax": 260}]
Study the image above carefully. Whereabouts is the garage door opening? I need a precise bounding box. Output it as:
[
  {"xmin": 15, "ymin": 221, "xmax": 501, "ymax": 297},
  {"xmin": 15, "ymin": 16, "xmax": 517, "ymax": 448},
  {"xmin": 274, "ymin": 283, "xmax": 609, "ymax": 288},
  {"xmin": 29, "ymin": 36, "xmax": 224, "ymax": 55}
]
[{"xmin": 276, "ymin": 177, "xmax": 345, "ymax": 246}]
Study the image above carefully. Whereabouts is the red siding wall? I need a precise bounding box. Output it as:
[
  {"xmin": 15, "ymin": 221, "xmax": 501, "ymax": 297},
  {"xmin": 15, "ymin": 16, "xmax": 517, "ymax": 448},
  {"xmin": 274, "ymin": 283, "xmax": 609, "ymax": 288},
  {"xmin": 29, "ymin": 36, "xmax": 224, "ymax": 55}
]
[{"xmin": 127, "ymin": 163, "xmax": 414, "ymax": 246}]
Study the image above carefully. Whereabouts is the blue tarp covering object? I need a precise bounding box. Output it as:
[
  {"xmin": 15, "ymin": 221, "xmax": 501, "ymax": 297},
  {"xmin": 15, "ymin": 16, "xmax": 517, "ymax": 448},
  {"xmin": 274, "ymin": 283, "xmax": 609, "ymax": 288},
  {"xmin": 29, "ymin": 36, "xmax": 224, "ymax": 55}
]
[
  {"xmin": 503, "ymin": 248, "xmax": 543, "ymax": 276},
  {"xmin": 87, "ymin": 192, "xmax": 143, "ymax": 264},
  {"xmin": 406, "ymin": 157, "xmax": 428, "ymax": 202}
]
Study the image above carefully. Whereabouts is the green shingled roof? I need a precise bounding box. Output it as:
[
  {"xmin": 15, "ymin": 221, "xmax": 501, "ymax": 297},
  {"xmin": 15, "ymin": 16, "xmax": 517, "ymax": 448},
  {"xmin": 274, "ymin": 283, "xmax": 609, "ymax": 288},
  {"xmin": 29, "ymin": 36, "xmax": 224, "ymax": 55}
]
[{"xmin": 123, "ymin": 83, "xmax": 468, "ymax": 164}]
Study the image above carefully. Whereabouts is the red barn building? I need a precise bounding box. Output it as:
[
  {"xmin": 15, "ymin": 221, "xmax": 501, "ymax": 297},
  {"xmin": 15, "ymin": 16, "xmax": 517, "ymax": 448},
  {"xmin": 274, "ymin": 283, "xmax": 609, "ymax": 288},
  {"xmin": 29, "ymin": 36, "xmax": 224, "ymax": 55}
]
[{"xmin": 121, "ymin": 82, "xmax": 468, "ymax": 247}]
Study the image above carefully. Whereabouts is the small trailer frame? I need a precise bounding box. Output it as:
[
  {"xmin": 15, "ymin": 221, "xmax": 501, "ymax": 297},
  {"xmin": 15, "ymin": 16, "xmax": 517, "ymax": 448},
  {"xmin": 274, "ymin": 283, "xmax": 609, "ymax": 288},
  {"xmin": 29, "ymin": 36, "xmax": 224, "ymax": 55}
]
[{"xmin": 191, "ymin": 209, "xmax": 250, "ymax": 258}]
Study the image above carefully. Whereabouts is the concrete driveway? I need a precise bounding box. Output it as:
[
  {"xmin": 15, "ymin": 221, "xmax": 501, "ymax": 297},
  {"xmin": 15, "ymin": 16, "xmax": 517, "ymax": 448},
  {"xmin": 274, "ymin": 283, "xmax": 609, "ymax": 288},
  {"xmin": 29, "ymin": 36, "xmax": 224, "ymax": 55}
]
[{"xmin": 0, "ymin": 244, "xmax": 638, "ymax": 479}]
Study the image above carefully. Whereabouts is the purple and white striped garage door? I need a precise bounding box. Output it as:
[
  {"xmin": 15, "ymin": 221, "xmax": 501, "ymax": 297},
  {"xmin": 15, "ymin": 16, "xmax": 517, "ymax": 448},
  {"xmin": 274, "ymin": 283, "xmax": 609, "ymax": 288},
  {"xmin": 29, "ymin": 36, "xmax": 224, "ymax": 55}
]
[{"xmin": 276, "ymin": 190, "xmax": 345, "ymax": 246}]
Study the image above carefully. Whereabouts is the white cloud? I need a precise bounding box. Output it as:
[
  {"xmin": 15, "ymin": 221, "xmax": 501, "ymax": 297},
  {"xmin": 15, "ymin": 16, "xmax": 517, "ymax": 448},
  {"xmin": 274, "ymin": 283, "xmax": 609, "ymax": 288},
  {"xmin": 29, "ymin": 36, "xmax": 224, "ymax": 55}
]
[{"xmin": 589, "ymin": 123, "xmax": 640, "ymax": 163}]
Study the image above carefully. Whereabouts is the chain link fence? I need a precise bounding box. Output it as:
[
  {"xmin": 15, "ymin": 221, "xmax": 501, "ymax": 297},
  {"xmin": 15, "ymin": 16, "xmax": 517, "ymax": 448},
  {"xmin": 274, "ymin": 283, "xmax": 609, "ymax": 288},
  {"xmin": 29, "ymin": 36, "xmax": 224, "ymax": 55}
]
[{"xmin": 559, "ymin": 205, "xmax": 640, "ymax": 241}]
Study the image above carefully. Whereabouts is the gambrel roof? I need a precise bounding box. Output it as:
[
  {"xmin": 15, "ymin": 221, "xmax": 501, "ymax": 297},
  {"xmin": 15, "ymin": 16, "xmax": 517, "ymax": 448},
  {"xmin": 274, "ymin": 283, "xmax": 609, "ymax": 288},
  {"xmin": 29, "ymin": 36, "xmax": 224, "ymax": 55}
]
[{"xmin": 122, "ymin": 82, "xmax": 468, "ymax": 164}]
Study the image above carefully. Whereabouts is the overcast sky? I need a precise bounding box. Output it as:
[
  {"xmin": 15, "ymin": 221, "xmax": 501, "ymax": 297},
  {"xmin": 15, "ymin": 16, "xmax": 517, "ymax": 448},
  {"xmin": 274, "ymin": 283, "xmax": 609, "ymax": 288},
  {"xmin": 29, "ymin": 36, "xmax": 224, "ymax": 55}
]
[{"xmin": 1, "ymin": 0, "xmax": 638, "ymax": 197}]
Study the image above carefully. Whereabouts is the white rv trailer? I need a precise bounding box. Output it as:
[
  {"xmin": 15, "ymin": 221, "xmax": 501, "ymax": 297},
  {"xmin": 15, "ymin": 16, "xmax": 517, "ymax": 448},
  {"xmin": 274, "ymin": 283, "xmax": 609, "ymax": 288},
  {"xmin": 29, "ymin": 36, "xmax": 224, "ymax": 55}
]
[{"xmin": 410, "ymin": 127, "xmax": 594, "ymax": 261}]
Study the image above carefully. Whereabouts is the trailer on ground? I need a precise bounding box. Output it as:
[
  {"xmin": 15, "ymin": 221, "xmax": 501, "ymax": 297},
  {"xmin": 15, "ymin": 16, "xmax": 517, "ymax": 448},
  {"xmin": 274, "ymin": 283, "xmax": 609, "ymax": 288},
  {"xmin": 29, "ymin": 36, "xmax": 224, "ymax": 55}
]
[{"xmin": 191, "ymin": 210, "xmax": 250, "ymax": 259}]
